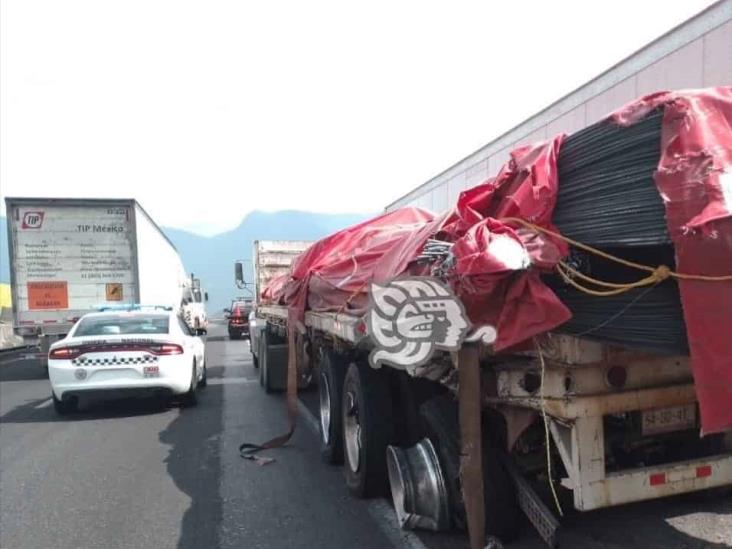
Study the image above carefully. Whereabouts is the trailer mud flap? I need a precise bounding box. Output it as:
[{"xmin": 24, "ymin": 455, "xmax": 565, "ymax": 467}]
[{"xmin": 239, "ymin": 329, "xmax": 299, "ymax": 463}]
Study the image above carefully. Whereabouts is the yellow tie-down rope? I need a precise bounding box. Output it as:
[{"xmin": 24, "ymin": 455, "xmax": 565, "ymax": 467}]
[{"xmin": 502, "ymin": 217, "xmax": 732, "ymax": 296}]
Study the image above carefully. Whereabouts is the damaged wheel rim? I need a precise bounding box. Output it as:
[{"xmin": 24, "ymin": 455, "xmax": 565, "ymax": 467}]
[
  {"xmin": 386, "ymin": 438, "xmax": 450, "ymax": 532},
  {"xmin": 319, "ymin": 372, "xmax": 331, "ymax": 445},
  {"xmin": 344, "ymin": 391, "xmax": 361, "ymax": 472}
]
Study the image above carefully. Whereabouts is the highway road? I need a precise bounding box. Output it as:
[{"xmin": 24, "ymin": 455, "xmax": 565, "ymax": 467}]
[{"xmin": 1, "ymin": 322, "xmax": 730, "ymax": 549}]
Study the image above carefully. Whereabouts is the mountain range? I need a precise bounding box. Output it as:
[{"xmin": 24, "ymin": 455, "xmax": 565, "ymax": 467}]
[{"xmin": 0, "ymin": 210, "xmax": 371, "ymax": 312}]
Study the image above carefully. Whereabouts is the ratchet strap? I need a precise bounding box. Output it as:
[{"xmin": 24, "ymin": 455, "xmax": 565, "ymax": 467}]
[
  {"xmin": 239, "ymin": 328, "xmax": 299, "ymax": 464},
  {"xmin": 457, "ymin": 344, "xmax": 486, "ymax": 549}
]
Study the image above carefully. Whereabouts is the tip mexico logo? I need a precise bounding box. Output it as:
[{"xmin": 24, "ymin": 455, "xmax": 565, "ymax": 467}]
[{"xmin": 22, "ymin": 211, "xmax": 44, "ymax": 229}]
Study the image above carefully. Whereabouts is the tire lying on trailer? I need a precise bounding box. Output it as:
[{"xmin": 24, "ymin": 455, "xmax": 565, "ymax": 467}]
[
  {"xmin": 318, "ymin": 348, "xmax": 347, "ymax": 464},
  {"xmin": 342, "ymin": 361, "xmax": 395, "ymax": 498},
  {"xmin": 420, "ymin": 394, "xmax": 520, "ymax": 541}
]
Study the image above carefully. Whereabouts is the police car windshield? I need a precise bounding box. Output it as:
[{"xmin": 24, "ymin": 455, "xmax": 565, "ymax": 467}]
[{"xmin": 74, "ymin": 315, "xmax": 170, "ymax": 336}]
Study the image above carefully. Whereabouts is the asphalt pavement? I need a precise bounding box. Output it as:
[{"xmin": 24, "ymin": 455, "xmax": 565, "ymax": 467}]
[{"xmin": 1, "ymin": 322, "xmax": 730, "ymax": 549}]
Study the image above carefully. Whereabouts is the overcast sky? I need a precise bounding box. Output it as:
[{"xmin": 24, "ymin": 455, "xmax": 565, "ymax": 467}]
[{"xmin": 1, "ymin": 1, "xmax": 716, "ymax": 235}]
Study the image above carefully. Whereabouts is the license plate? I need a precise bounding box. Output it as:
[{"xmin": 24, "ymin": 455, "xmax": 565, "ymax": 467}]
[
  {"xmin": 642, "ymin": 404, "xmax": 696, "ymax": 436},
  {"xmin": 143, "ymin": 366, "xmax": 160, "ymax": 378}
]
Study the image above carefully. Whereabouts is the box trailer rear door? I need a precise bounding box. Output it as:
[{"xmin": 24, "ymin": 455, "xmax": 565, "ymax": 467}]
[{"xmin": 8, "ymin": 201, "xmax": 138, "ymax": 333}]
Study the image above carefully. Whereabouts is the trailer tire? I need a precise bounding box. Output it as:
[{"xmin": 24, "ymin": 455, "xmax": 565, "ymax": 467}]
[
  {"xmin": 263, "ymin": 355, "xmax": 273, "ymax": 393},
  {"xmin": 420, "ymin": 395, "xmax": 519, "ymax": 541},
  {"xmin": 258, "ymin": 333, "xmax": 266, "ymax": 387},
  {"xmin": 260, "ymin": 331, "xmax": 271, "ymax": 392},
  {"xmin": 318, "ymin": 349, "xmax": 346, "ymax": 464},
  {"xmin": 39, "ymin": 336, "xmax": 51, "ymax": 377},
  {"xmin": 260, "ymin": 330, "xmax": 279, "ymax": 394},
  {"xmin": 342, "ymin": 361, "xmax": 394, "ymax": 498}
]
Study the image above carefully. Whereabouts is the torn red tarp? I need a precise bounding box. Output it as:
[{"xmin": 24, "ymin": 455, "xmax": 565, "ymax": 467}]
[
  {"xmin": 271, "ymin": 135, "xmax": 571, "ymax": 352},
  {"xmin": 612, "ymin": 87, "xmax": 732, "ymax": 435},
  {"xmin": 260, "ymin": 272, "xmax": 289, "ymax": 304}
]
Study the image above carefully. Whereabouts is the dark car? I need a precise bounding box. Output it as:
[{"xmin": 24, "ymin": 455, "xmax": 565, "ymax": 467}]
[{"xmin": 226, "ymin": 301, "xmax": 251, "ymax": 340}]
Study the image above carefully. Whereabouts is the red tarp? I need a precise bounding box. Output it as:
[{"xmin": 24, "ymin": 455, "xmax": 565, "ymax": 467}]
[
  {"xmin": 264, "ymin": 87, "xmax": 732, "ymax": 435},
  {"xmin": 274, "ymin": 136, "xmax": 571, "ymax": 351},
  {"xmin": 612, "ymin": 88, "xmax": 732, "ymax": 435}
]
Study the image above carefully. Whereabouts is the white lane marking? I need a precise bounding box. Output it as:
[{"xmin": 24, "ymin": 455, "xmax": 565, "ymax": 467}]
[
  {"xmin": 0, "ymin": 352, "xmax": 40, "ymax": 364},
  {"xmin": 0, "ymin": 357, "xmax": 30, "ymax": 364},
  {"xmin": 206, "ymin": 377, "xmax": 259, "ymax": 385},
  {"xmin": 34, "ymin": 398, "xmax": 52, "ymax": 409},
  {"xmin": 367, "ymin": 499, "xmax": 429, "ymax": 549},
  {"xmin": 296, "ymin": 398, "xmax": 428, "ymax": 549}
]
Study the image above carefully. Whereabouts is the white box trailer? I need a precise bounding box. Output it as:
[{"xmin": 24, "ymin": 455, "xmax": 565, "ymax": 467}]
[{"xmin": 5, "ymin": 198, "xmax": 191, "ymax": 361}]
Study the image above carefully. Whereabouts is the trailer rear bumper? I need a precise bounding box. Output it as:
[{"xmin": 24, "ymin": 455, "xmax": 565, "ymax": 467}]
[
  {"xmin": 490, "ymin": 381, "xmax": 732, "ymax": 511},
  {"xmin": 568, "ymin": 454, "xmax": 732, "ymax": 510}
]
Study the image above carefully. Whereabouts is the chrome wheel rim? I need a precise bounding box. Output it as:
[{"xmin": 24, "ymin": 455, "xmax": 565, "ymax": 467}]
[
  {"xmin": 344, "ymin": 391, "xmax": 361, "ymax": 472},
  {"xmin": 319, "ymin": 372, "xmax": 331, "ymax": 445}
]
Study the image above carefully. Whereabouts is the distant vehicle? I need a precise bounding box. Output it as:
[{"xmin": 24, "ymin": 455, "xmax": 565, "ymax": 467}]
[
  {"xmin": 225, "ymin": 300, "xmax": 251, "ymax": 340},
  {"xmin": 48, "ymin": 306, "xmax": 207, "ymax": 414},
  {"xmin": 182, "ymin": 274, "xmax": 208, "ymax": 333},
  {"xmin": 248, "ymin": 310, "xmax": 260, "ymax": 368},
  {"xmin": 5, "ymin": 197, "xmax": 193, "ymax": 369}
]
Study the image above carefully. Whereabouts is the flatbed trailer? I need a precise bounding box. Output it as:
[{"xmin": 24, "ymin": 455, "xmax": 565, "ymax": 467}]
[
  {"xmin": 249, "ymin": 88, "xmax": 732, "ymax": 548},
  {"xmin": 255, "ymin": 302, "xmax": 732, "ymax": 546}
]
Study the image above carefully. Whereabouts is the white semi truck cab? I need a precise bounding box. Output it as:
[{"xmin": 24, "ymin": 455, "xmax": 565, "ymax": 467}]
[{"xmin": 182, "ymin": 274, "xmax": 208, "ymax": 333}]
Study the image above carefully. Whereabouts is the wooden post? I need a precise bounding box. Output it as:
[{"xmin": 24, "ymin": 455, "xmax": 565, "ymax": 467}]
[{"xmin": 457, "ymin": 344, "xmax": 485, "ymax": 549}]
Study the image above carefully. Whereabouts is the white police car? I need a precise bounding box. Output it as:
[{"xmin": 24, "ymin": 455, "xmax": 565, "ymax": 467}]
[{"xmin": 48, "ymin": 306, "xmax": 207, "ymax": 414}]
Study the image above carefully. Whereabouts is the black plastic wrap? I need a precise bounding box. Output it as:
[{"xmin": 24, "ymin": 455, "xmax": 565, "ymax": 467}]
[
  {"xmin": 553, "ymin": 109, "xmax": 669, "ymax": 247},
  {"xmin": 550, "ymin": 113, "xmax": 688, "ymax": 354}
]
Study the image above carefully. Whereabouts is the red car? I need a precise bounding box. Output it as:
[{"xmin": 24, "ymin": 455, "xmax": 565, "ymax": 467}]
[{"xmin": 226, "ymin": 301, "xmax": 251, "ymax": 340}]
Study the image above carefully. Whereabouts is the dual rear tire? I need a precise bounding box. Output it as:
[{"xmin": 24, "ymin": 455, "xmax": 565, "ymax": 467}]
[
  {"xmin": 259, "ymin": 330, "xmax": 271, "ymax": 392},
  {"xmin": 341, "ymin": 361, "xmax": 394, "ymax": 498},
  {"xmin": 316, "ymin": 355, "xmax": 519, "ymax": 541},
  {"xmin": 317, "ymin": 355, "xmax": 394, "ymax": 498},
  {"xmin": 318, "ymin": 350, "xmax": 346, "ymax": 463},
  {"xmin": 258, "ymin": 329, "xmax": 284, "ymax": 394}
]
